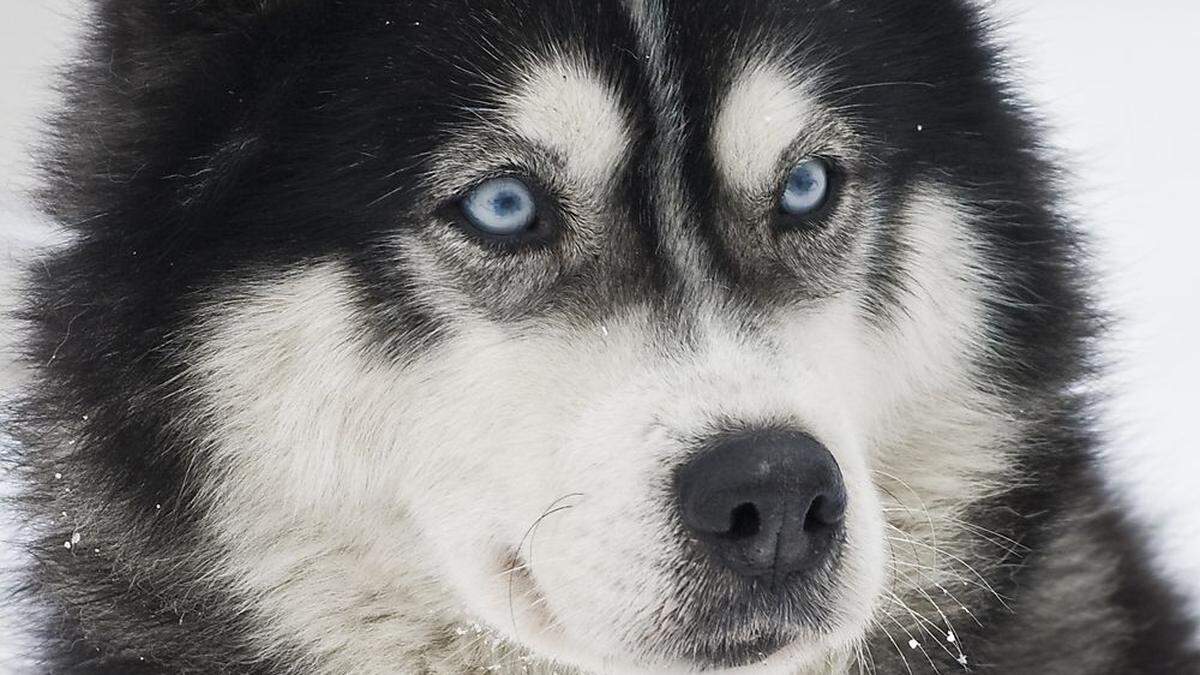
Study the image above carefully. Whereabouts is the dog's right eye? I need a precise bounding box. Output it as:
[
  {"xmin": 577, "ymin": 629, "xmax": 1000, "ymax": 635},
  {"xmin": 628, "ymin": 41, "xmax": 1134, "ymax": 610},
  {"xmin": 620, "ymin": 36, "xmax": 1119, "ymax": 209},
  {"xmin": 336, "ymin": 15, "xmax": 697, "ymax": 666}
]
[{"xmin": 460, "ymin": 177, "xmax": 538, "ymax": 236}]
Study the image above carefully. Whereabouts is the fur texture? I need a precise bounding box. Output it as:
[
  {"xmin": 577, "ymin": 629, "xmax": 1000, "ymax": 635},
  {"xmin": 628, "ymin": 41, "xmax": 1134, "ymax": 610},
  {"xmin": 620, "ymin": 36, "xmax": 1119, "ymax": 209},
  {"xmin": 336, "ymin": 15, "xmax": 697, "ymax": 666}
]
[{"xmin": 4, "ymin": 0, "xmax": 1198, "ymax": 673}]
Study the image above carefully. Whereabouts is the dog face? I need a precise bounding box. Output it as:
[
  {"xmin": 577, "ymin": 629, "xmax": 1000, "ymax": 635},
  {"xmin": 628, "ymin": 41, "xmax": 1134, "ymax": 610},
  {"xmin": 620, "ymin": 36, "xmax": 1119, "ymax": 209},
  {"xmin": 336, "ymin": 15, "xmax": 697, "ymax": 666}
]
[{"xmin": 37, "ymin": 0, "xmax": 1071, "ymax": 672}]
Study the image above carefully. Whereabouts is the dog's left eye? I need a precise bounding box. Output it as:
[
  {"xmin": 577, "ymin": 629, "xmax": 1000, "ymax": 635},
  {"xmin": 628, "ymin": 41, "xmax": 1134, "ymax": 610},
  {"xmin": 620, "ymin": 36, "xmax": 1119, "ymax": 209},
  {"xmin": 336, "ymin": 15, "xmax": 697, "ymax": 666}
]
[
  {"xmin": 460, "ymin": 177, "xmax": 538, "ymax": 236},
  {"xmin": 780, "ymin": 158, "xmax": 831, "ymax": 217}
]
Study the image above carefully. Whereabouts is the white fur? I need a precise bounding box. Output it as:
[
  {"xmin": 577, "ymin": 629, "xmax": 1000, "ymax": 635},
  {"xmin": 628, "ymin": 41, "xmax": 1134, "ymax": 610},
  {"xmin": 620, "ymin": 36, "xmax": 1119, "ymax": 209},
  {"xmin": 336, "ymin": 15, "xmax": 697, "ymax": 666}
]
[
  {"xmin": 171, "ymin": 180, "xmax": 1010, "ymax": 673},
  {"xmin": 182, "ymin": 264, "xmax": 877, "ymax": 673},
  {"xmin": 853, "ymin": 191, "xmax": 1018, "ymax": 667},
  {"xmin": 506, "ymin": 58, "xmax": 632, "ymax": 185},
  {"xmin": 712, "ymin": 62, "xmax": 831, "ymax": 194}
]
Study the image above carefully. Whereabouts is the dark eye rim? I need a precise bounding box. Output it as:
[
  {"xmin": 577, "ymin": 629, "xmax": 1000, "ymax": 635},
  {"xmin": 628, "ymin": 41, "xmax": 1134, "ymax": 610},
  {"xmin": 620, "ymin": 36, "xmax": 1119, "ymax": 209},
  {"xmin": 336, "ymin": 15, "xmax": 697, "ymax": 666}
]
[
  {"xmin": 438, "ymin": 172, "xmax": 563, "ymax": 251},
  {"xmin": 773, "ymin": 157, "xmax": 844, "ymax": 231}
]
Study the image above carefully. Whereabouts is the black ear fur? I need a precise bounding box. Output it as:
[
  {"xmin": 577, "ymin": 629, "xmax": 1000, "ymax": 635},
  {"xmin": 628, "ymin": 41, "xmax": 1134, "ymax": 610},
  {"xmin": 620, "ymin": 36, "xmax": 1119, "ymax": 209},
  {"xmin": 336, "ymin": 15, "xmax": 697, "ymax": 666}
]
[
  {"xmin": 105, "ymin": 0, "xmax": 284, "ymax": 39},
  {"xmin": 86, "ymin": 0, "xmax": 318, "ymax": 107},
  {"xmin": 43, "ymin": 1, "xmax": 317, "ymax": 231}
]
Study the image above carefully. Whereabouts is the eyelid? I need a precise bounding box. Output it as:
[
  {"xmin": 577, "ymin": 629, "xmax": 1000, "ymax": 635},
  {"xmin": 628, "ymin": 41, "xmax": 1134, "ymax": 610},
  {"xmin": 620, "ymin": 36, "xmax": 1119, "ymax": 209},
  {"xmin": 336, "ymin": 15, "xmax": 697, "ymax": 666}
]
[
  {"xmin": 423, "ymin": 137, "xmax": 570, "ymax": 204},
  {"xmin": 443, "ymin": 164, "xmax": 551, "ymax": 208}
]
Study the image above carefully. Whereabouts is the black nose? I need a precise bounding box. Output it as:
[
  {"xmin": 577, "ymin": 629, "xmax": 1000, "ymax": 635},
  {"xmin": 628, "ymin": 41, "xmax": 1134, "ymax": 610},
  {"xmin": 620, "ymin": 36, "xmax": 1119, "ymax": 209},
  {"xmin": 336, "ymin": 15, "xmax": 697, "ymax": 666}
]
[{"xmin": 675, "ymin": 429, "xmax": 847, "ymax": 581}]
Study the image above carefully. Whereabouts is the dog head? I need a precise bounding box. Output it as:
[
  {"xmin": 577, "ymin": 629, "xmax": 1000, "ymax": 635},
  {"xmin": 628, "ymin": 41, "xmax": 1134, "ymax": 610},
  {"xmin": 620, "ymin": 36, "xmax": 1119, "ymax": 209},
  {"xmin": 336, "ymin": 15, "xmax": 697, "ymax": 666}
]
[{"xmin": 28, "ymin": 0, "xmax": 1091, "ymax": 672}]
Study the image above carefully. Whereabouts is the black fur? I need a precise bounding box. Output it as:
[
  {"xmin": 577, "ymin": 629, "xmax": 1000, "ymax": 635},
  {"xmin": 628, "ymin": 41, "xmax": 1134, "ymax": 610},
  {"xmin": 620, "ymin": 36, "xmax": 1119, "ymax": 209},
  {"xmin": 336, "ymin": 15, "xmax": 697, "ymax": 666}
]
[{"xmin": 5, "ymin": 0, "xmax": 1197, "ymax": 672}]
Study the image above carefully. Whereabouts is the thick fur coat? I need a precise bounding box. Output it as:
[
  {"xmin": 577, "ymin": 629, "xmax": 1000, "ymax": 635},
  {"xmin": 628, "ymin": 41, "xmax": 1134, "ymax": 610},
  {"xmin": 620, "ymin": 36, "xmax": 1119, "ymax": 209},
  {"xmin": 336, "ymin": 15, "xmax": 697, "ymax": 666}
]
[{"xmin": 3, "ymin": 0, "xmax": 1198, "ymax": 673}]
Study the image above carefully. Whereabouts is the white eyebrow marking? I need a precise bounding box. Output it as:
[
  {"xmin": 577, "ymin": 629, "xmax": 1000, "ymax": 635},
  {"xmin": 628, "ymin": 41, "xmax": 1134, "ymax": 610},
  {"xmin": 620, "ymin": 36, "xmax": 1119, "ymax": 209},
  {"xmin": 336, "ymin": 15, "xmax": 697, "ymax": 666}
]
[
  {"xmin": 504, "ymin": 58, "xmax": 632, "ymax": 183},
  {"xmin": 713, "ymin": 62, "xmax": 827, "ymax": 193}
]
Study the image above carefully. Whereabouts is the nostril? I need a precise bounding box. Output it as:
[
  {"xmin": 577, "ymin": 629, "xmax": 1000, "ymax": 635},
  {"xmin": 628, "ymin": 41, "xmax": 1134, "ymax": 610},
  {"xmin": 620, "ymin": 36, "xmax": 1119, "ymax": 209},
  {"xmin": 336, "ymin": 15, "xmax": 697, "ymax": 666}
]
[
  {"xmin": 725, "ymin": 503, "xmax": 761, "ymax": 540},
  {"xmin": 803, "ymin": 494, "xmax": 846, "ymax": 533},
  {"xmin": 803, "ymin": 496, "xmax": 829, "ymax": 533}
]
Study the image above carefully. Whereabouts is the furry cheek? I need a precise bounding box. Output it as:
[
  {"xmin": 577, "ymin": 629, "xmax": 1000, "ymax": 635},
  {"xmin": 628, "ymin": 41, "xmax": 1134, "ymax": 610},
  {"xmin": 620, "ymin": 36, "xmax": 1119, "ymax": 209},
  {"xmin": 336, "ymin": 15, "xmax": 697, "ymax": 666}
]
[{"xmin": 183, "ymin": 263, "xmax": 896, "ymax": 672}]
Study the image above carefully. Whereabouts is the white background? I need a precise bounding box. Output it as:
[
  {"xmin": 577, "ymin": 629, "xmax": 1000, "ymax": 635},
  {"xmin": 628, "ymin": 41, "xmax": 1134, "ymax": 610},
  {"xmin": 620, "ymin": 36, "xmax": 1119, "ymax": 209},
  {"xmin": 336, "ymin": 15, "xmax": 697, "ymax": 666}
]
[{"xmin": 2, "ymin": 0, "xmax": 1198, "ymax": 666}]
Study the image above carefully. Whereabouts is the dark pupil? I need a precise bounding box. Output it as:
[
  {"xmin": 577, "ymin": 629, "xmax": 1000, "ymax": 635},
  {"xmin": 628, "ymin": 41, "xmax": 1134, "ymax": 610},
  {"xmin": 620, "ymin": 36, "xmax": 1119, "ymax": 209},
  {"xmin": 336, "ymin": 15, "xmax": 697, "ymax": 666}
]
[
  {"xmin": 791, "ymin": 171, "xmax": 816, "ymax": 192},
  {"xmin": 492, "ymin": 192, "xmax": 522, "ymax": 215}
]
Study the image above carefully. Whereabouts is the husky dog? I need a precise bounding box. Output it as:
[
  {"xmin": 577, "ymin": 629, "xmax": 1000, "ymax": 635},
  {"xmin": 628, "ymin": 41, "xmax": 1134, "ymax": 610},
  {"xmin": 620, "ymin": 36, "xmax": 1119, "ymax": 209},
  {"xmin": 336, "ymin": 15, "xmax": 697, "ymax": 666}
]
[{"xmin": 3, "ymin": 0, "xmax": 1197, "ymax": 673}]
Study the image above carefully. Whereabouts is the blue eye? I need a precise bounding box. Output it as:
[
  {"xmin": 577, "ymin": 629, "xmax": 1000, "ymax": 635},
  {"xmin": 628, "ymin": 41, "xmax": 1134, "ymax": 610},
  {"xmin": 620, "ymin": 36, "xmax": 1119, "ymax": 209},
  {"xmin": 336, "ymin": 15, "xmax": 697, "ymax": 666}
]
[
  {"xmin": 461, "ymin": 177, "xmax": 538, "ymax": 236},
  {"xmin": 780, "ymin": 158, "xmax": 831, "ymax": 216}
]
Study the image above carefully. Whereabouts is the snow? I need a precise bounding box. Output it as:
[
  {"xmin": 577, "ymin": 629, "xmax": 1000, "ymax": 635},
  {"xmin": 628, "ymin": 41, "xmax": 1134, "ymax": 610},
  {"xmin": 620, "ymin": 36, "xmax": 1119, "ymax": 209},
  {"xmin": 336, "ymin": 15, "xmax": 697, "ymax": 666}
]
[
  {"xmin": 1, "ymin": 0, "xmax": 1198, "ymax": 670},
  {"xmin": 992, "ymin": 0, "xmax": 1200, "ymax": 626}
]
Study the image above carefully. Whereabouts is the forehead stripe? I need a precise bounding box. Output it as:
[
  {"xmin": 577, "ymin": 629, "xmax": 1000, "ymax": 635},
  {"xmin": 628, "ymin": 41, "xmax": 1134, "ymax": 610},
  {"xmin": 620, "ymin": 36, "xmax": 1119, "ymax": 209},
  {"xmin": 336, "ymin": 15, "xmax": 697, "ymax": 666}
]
[{"xmin": 622, "ymin": 0, "xmax": 715, "ymax": 287}]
